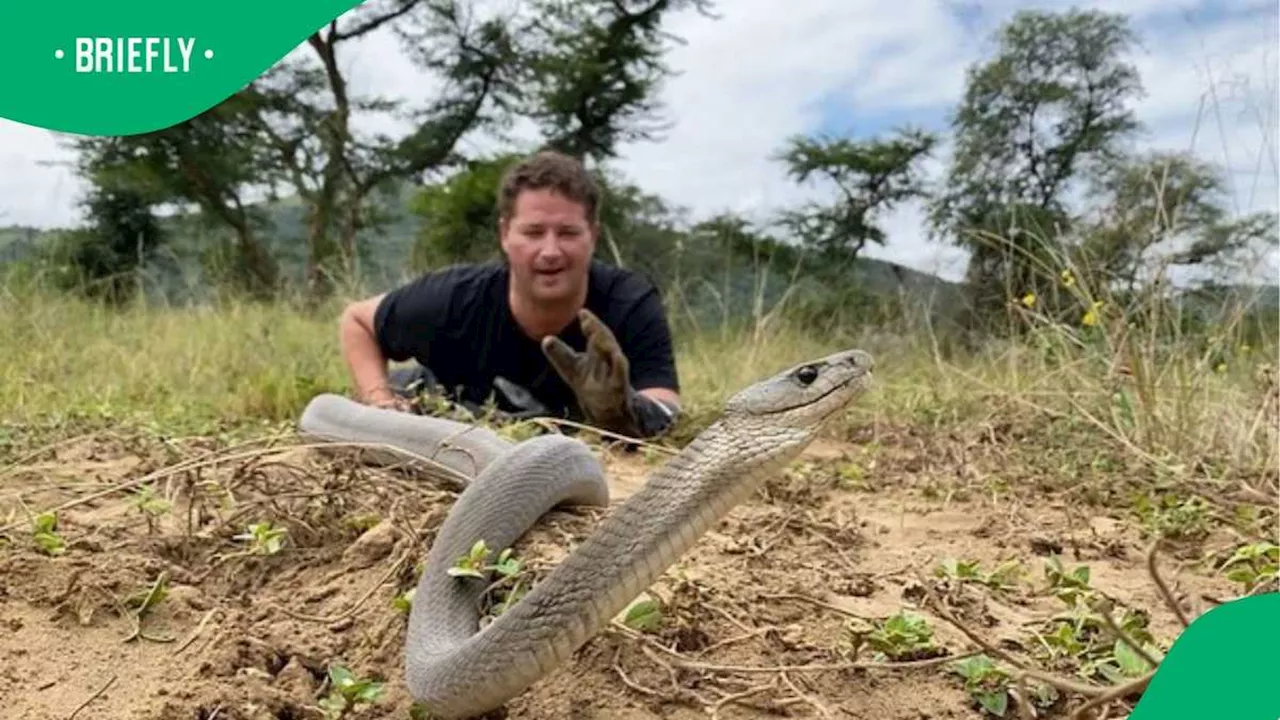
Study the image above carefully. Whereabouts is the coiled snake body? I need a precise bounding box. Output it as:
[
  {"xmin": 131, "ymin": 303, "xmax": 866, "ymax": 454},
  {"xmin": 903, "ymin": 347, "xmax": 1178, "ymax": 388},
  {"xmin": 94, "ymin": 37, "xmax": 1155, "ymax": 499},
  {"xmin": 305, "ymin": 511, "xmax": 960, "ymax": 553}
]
[{"xmin": 298, "ymin": 348, "xmax": 874, "ymax": 718}]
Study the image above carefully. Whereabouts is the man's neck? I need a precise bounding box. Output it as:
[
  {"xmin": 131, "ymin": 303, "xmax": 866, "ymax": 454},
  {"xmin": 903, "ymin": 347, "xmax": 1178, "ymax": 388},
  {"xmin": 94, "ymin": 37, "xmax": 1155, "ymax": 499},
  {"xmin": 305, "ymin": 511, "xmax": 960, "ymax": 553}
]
[{"xmin": 508, "ymin": 282, "xmax": 588, "ymax": 340}]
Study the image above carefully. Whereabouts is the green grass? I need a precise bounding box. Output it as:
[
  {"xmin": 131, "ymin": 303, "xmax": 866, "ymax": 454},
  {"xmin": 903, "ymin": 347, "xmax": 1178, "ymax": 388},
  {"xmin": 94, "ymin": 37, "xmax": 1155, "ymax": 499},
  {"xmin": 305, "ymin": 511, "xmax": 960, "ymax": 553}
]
[{"xmin": 2, "ymin": 261, "xmax": 1275, "ymax": 491}]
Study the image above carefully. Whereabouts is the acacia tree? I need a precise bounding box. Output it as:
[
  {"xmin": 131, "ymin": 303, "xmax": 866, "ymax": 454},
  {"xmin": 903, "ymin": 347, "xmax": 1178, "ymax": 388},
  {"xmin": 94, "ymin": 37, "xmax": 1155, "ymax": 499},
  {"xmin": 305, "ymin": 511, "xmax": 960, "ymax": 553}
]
[
  {"xmin": 68, "ymin": 95, "xmax": 283, "ymax": 297},
  {"xmin": 68, "ymin": 0, "xmax": 523, "ymax": 300},
  {"xmin": 927, "ymin": 8, "xmax": 1145, "ymax": 322},
  {"xmin": 773, "ymin": 127, "xmax": 938, "ymax": 265},
  {"xmin": 516, "ymin": 0, "xmax": 717, "ymax": 163},
  {"xmin": 408, "ymin": 0, "xmax": 715, "ymax": 272},
  {"xmin": 1078, "ymin": 151, "xmax": 1279, "ymax": 291}
]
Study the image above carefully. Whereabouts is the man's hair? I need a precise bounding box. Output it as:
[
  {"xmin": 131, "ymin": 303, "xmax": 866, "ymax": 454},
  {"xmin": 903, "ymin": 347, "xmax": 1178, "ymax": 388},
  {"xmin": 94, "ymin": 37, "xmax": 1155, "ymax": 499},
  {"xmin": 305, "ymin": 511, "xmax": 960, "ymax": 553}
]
[{"xmin": 497, "ymin": 150, "xmax": 600, "ymax": 225}]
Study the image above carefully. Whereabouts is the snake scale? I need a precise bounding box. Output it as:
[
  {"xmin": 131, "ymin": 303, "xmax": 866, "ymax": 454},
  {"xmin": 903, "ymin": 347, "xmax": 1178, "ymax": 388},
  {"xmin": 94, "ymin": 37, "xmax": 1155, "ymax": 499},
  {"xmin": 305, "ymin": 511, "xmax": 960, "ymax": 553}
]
[{"xmin": 298, "ymin": 348, "xmax": 874, "ymax": 718}]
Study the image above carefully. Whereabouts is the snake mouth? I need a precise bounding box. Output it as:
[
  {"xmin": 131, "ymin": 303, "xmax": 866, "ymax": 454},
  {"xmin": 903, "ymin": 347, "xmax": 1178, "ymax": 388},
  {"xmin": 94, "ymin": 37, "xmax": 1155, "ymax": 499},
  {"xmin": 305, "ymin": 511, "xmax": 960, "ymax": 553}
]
[{"xmin": 762, "ymin": 358, "xmax": 871, "ymax": 418}]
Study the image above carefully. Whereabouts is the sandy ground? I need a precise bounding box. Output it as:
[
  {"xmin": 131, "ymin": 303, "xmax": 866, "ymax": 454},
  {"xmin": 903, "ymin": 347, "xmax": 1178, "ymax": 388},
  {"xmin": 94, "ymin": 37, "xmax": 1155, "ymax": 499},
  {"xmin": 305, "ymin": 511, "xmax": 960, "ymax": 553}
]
[{"xmin": 0, "ymin": 419, "xmax": 1254, "ymax": 720}]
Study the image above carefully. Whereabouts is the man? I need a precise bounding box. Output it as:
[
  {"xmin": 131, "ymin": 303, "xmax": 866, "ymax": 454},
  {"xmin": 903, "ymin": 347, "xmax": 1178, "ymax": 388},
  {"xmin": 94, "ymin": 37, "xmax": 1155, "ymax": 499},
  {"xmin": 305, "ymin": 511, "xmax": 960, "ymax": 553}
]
[{"xmin": 337, "ymin": 150, "xmax": 681, "ymax": 439}]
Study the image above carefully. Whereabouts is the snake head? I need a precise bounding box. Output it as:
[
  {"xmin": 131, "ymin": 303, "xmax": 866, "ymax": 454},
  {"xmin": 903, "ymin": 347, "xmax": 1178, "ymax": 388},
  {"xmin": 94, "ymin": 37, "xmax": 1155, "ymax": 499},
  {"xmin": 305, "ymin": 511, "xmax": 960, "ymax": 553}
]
[{"xmin": 724, "ymin": 349, "xmax": 874, "ymax": 429}]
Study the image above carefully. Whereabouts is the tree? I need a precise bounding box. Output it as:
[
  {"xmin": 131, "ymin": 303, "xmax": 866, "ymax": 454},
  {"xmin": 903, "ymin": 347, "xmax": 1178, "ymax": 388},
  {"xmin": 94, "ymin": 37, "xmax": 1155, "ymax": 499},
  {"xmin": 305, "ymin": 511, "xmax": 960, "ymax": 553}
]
[
  {"xmin": 927, "ymin": 8, "xmax": 1145, "ymax": 321},
  {"xmin": 68, "ymin": 97, "xmax": 283, "ymax": 297},
  {"xmin": 244, "ymin": 0, "xmax": 524, "ymax": 297},
  {"xmin": 68, "ymin": 0, "xmax": 523, "ymax": 301},
  {"xmin": 774, "ymin": 127, "xmax": 937, "ymax": 263},
  {"xmin": 407, "ymin": 0, "xmax": 713, "ymax": 275},
  {"xmin": 1078, "ymin": 151, "xmax": 1280, "ymax": 290},
  {"xmin": 408, "ymin": 152, "xmax": 521, "ymax": 268},
  {"xmin": 516, "ymin": 0, "xmax": 718, "ymax": 163},
  {"xmin": 47, "ymin": 183, "xmax": 167, "ymax": 304}
]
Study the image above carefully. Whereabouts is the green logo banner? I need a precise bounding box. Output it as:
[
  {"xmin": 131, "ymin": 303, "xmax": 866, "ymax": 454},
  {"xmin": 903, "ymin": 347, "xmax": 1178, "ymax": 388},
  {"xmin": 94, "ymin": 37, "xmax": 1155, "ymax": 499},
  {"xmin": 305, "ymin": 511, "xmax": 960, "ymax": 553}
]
[
  {"xmin": 1130, "ymin": 592, "xmax": 1278, "ymax": 718},
  {"xmin": 0, "ymin": 0, "xmax": 362, "ymax": 136}
]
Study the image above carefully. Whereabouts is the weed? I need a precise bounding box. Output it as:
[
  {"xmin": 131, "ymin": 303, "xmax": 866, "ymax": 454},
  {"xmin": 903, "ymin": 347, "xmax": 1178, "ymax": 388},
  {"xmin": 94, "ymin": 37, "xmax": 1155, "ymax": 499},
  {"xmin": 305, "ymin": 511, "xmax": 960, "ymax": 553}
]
[
  {"xmin": 30, "ymin": 511, "xmax": 65, "ymax": 556},
  {"xmin": 935, "ymin": 557, "xmax": 1026, "ymax": 593},
  {"xmin": 318, "ymin": 664, "xmax": 384, "ymax": 719},
  {"xmin": 232, "ymin": 521, "xmax": 287, "ymax": 555},
  {"xmin": 1219, "ymin": 541, "xmax": 1279, "ymax": 593}
]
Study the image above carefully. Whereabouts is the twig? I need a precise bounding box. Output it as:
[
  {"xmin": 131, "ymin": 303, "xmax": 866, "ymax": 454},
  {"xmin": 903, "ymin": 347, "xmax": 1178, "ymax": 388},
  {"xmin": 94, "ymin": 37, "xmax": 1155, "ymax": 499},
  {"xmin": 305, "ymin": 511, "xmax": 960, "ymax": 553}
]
[
  {"xmin": 0, "ymin": 439, "xmax": 468, "ymax": 534},
  {"xmin": 616, "ymin": 621, "xmax": 981, "ymax": 673},
  {"xmin": 67, "ymin": 674, "xmax": 116, "ymax": 720},
  {"xmin": 758, "ymin": 591, "xmax": 871, "ymax": 620},
  {"xmin": 709, "ymin": 679, "xmax": 778, "ymax": 720},
  {"xmin": 916, "ymin": 578, "xmax": 1109, "ymax": 697},
  {"xmin": 1067, "ymin": 671, "xmax": 1154, "ymax": 720},
  {"xmin": 1093, "ymin": 601, "xmax": 1162, "ymax": 670},
  {"xmin": 1146, "ymin": 540, "xmax": 1190, "ymax": 627},
  {"xmin": 273, "ymin": 551, "xmax": 409, "ymax": 624},
  {"xmin": 698, "ymin": 626, "xmax": 774, "ymax": 654},
  {"xmin": 1013, "ymin": 674, "xmax": 1036, "ymax": 720},
  {"xmin": 172, "ymin": 609, "xmax": 219, "ymax": 656},
  {"xmin": 530, "ymin": 416, "xmax": 680, "ymax": 456},
  {"xmin": 780, "ymin": 672, "xmax": 834, "ymax": 719}
]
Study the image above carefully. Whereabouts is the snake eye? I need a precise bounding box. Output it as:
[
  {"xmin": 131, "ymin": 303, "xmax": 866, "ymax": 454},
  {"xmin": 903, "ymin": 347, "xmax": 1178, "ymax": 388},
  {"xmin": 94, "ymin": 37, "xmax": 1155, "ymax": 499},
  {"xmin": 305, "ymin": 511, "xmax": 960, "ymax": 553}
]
[{"xmin": 794, "ymin": 364, "xmax": 819, "ymax": 386}]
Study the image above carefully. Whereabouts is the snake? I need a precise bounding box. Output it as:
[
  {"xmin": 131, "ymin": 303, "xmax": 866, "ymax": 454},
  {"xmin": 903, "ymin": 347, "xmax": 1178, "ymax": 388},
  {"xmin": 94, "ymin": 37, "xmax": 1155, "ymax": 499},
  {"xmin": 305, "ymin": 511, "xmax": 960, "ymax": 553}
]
[{"xmin": 297, "ymin": 347, "xmax": 874, "ymax": 719}]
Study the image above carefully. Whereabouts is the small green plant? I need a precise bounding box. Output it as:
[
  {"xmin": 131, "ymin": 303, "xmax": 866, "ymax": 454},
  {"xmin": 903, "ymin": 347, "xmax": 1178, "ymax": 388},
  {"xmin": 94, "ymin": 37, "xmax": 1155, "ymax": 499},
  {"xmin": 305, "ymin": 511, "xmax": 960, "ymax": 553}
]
[
  {"xmin": 1132, "ymin": 493, "xmax": 1210, "ymax": 541},
  {"xmin": 935, "ymin": 557, "xmax": 1025, "ymax": 592},
  {"xmin": 1030, "ymin": 563, "xmax": 1163, "ymax": 686},
  {"xmin": 833, "ymin": 459, "xmax": 869, "ymax": 490},
  {"xmin": 449, "ymin": 540, "xmax": 527, "ymax": 617},
  {"xmin": 860, "ymin": 610, "xmax": 938, "ymax": 661},
  {"xmin": 131, "ymin": 486, "xmax": 171, "ymax": 532},
  {"xmin": 621, "ymin": 597, "xmax": 663, "ymax": 632},
  {"xmin": 31, "ymin": 511, "xmax": 65, "ymax": 556},
  {"xmin": 1042, "ymin": 555, "xmax": 1092, "ymax": 605},
  {"xmin": 950, "ymin": 654, "xmax": 1012, "ymax": 716},
  {"xmin": 342, "ymin": 513, "xmax": 381, "ymax": 533},
  {"xmin": 317, "ymin": 664, "xmax": 384, "ymax": 719},
  {"xmin": 448, "ymin": 539, "xmax": 520, "ymax": 579},
  {"xmin": 124, "ymin": 571, "xmax": 174, "ymax": 643},
  {"xmin": 1219, "ymin": 542, "xmax": 1278, "ymax": 593},
  {"xmin": 233, "ymin": 521, "xmax": 287, "ymax": 555},
  {"xmin": 131, "ymin": 485, "xmax": 171, "ymax": 516},
  {"xmin": 392, "ymin": 588, "xmax": 415, "ymax": 613}
]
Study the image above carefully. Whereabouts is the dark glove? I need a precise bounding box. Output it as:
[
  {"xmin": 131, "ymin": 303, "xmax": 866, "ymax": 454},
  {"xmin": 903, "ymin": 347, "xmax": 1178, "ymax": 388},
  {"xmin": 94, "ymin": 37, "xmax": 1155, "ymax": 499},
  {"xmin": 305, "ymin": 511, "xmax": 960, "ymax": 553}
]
[{"xmin": 540, "ymin": 308, "xmax": 676, "ymax": 438}]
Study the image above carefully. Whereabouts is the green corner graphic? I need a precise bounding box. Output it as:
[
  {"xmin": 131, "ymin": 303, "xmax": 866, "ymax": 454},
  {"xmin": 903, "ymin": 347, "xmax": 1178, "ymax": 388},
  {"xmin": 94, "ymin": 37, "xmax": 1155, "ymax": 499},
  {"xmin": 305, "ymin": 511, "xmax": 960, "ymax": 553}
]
[
  {"xmin": 1128, "ymin": 592, "xmax": 1278, "ymax": 718},
  {"xmin": 0, "ymin": 0, "xmax": 363, "ymax": 136}
]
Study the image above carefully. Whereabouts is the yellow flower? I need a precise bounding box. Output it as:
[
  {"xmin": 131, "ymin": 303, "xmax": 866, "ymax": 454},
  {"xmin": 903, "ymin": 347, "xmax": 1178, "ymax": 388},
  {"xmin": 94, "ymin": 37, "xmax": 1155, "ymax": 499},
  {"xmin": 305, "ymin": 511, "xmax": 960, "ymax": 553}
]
[
  {"xmin": 1241, "ymin": 344, "xmax": 1252, "ymax": 354},
  {"xmin": 1060, "ymin": 269, "xmax": 1075, "ymax": 287},
  {"xmin": 1021, "ymin": 292, "xmax": 1036, "ymax": 308},
  {"xmin": 1215, "ymin": 362, "xmax": 1227, "ymax": 374},
  {"xmin": 1081, "ymin": 301, "xmax": 1103, "ymax": 327}
]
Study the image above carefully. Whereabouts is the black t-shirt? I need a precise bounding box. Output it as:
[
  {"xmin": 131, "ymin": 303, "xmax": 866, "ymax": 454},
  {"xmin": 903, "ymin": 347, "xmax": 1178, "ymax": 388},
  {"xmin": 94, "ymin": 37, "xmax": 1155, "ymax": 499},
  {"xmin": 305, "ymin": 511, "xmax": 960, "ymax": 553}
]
[{"xmin": 373, "ymin": 260, "xmax": 679, "ymax": 418}]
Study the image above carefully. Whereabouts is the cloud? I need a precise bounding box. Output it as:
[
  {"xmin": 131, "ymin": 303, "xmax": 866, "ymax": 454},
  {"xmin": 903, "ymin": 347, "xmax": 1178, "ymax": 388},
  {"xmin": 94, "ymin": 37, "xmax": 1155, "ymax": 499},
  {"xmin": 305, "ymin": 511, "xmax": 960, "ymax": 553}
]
[{"xmin": 0, "ymin": 0, "xmax": 1274, "ymax": 283}]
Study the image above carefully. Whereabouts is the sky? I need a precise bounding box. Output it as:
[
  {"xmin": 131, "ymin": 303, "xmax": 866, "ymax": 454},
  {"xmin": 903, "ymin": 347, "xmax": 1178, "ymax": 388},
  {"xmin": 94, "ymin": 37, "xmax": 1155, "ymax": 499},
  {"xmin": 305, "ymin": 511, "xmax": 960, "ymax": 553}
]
[{"xmin": 1, "ymin": 0, "xmax": 1276, "ymax": 284}]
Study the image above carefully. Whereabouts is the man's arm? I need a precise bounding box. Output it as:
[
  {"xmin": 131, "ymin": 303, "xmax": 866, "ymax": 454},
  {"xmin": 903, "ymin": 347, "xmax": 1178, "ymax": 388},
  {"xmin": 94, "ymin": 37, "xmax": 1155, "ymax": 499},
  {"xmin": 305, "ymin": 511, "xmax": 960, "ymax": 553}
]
[
  {"xmin": 338, "ymin": 270, "xmax": 454, "ymax": 410},
  {"xmin": 339, "ymin": 293, "xmax": 404, "ymax": 409}
]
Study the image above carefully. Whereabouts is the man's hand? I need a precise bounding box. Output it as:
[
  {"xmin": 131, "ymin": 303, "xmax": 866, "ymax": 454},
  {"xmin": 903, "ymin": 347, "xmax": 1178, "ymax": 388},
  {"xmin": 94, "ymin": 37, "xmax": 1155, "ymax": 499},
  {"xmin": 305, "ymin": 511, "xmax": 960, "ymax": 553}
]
[
  {"xmin": 541, "ymin": 308, "xmax": 641, "ymax": 436},
  {"xmin": 361, "ymin": 385, "xmax": 416, "ymax": 413}
]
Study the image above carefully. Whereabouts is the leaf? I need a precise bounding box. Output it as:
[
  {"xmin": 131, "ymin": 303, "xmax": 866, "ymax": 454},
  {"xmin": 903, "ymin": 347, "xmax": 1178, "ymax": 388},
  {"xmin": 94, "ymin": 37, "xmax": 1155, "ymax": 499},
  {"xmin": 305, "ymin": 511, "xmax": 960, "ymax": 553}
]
[
  {"xmin": 622, "ymin": 598, "xmax": 662, "ymax": 632},
  {"xmin": 976, "ymin": 689, "xmax": 1009, "ymax": 717},
  {"xmin": 1113, "ymin": 639, "xmax": 1152, "ymax": 676},
  {"xmin": 328, "ymin": 664, "xmax": 355, "ymax": 688}
]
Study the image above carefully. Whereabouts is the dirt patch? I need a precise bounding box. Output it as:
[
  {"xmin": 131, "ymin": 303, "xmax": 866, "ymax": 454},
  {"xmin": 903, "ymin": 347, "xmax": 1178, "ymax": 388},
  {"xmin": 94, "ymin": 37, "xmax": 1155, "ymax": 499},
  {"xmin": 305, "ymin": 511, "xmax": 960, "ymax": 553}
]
[{"xmin": 0, "ymin": 423, "xmax": 1263, "ymax": 720}]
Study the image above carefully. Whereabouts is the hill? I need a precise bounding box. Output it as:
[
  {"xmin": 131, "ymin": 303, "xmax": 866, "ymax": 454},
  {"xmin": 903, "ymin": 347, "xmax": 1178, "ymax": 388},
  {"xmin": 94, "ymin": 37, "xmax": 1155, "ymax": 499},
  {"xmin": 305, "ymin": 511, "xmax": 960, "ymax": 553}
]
[{"xmin": 0, "ymin": 185, "xmax": 967, "ymax": 317}]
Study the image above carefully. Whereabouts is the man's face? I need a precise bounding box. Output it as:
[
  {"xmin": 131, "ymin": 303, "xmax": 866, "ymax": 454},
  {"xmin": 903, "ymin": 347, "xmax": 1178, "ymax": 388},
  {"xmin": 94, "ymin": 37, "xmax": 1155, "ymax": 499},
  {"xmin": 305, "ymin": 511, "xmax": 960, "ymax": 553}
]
[{"xmin": 500, "ymin": 188, "xmax": 596, "ymax": 304}]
